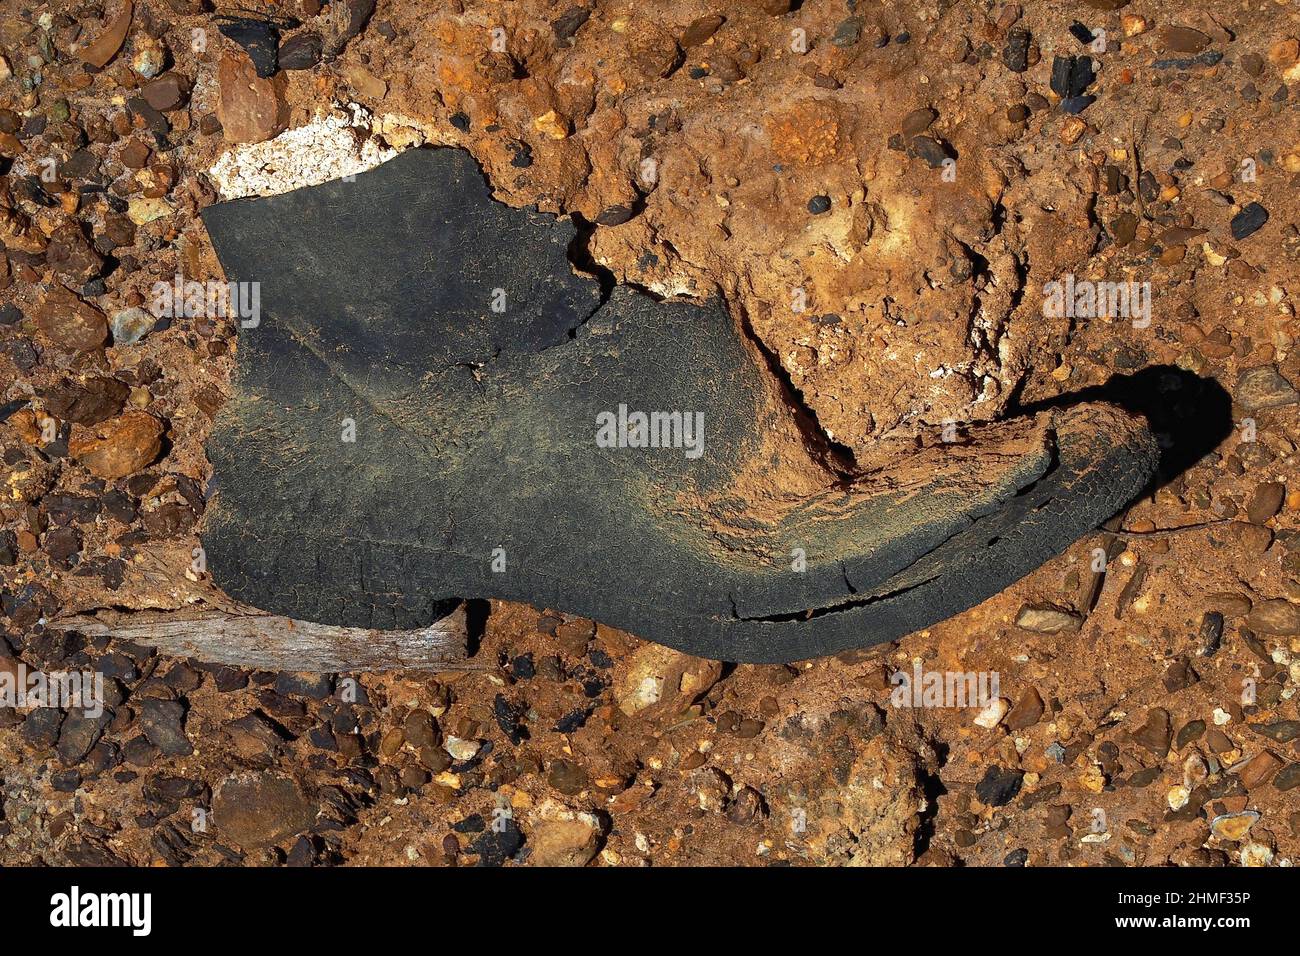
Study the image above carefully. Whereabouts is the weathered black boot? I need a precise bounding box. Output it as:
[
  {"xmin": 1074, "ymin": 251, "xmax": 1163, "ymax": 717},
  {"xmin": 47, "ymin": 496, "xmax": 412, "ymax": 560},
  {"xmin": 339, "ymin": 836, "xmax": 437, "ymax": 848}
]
[{"xmin": 201, "ymin": 147, "xmax": 1158, "ymax": 663}]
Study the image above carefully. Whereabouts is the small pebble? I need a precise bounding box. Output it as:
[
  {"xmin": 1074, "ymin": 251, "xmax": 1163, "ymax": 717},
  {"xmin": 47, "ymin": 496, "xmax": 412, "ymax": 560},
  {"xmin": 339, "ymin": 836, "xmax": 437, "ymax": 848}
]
[
  {"xmin": 110, "ymin": 308, "xmax": 155, "ymax": 346},
  {"xmin": 1231, "ymin": 202, "xmax": 1269, "ymax": 240},
  {"xmin": 1002, "ymin": 28, "xmax": 1030, "ymax": 73},
  {"xmin": 832, "ymin": 17, "xmax": 863, "ymax": 48}
]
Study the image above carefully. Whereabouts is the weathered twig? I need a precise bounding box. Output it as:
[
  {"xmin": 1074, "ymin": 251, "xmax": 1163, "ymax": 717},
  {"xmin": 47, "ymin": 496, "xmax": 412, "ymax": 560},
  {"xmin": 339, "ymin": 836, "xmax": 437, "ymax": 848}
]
[{"xmin": 49, "ymin": 604, "xmax": 475, "ymax": 672}]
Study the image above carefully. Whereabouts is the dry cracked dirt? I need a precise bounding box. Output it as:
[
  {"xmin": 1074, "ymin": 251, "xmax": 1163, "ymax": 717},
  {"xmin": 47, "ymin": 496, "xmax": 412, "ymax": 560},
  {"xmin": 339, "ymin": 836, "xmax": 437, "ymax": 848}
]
[{"xmin": 4, "ymin": 0, "xmax": 1300, "ymax": 867}]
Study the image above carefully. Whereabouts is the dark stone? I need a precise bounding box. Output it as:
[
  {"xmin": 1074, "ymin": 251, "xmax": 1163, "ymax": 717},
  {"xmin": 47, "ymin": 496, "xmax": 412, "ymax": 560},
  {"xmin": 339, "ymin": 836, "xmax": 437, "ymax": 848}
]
[
  {"xmin": 975, "ymin": 765, "xmax": 1024, "ymax": 806},
  {"xmin": 126, "ymin": 97, "xmax": 169, "ymax": 136},
  {"xmin": 139, "ymin": 698, "xmax": 192, "ymax": 755},
  {"xmin": 45, "ymin": 527, "xmax": 82, "ymax": 567},
  {"xmin": 332, "ymin": 0, "xmax": 376, "ymax": 56},
  {"xmin": 1050, "ymin": 55, "xmax": 1094, "ymax": 98},
  {"xmin": 1235, "ymin": 366, "xmax": 1298, "ymax": 411},
  {"xmin": 60, "ymin": 149, "xmax": 99, "ymax": 180},
  {"xmin": 225, "ymin": 711, "xmax": 289, "ymax": 758},
  {"xmin": 1051, "ymin": 56, "xmax": 1073, "ymax": 97},
  {"xmin": 1003, "ymin": 28, "xmax": 1030, "ymax": 72},
  {"xmin": 507, "ymin": 140, "xmax": 533, "ymax": 168},
  {"xmin": 43, "ymin": 493, "xmax": 101, "ymax": 524},
  {"xmin": 908, "ymin": 135, "xmax": 953, "ymax": 168},
  {"xmin": 212, "ymin": 665, "xmax": 250, "ymax": 692},
  {"xmin": 122, "ymin": 735, "xmax": 160, "ymax": 766},
  {"xmin": 900, "ymin": 107, "xmax": 938, "ymax": 136},
  {"xmin": 140, "ymin": 502, "xmax": 198, "ymax": 540},
  {"xmin": 832, "ymin": 17, "xmax": 863, "ymax": 47},
  {"xmin": 681, "ymin": 15, "xmax": 724, "ymax": 47},
  {"xmin": 547, "ymin": 758, "xmax": 588, "ymax": 795},
  {"xmin": 57, "ymin": 708, "xmax": 113, "ymax": 765},
  {"xmin": 807, "ymin": 195, "xmax": 831, "ymax": 214},
  {"xmin": 308, "ymin": 726, "xmax": 337, "ymax": 750},
  {"xmin": 85, "ymin": 740, "xmax": 121, "ymax": 776},
  {"xmin": 14, "ymin": 177, "xmax": 56, "ymax": 208},
  {"xmin": 1253, "ymin": 720, "xmax": 1300, "ymax": 743},
  {"xmin": 102, "ymin": 490, "xmax": 138, "ymax": 524},
  {"xmin": 96, "ymin": 652, "xmax": 138, "ymax": 682},
  {"xmin": 286, "ymin": 835, "xmax": 318, "ymax": 866},
  {"xmin": 551, "ymin": 7, "xmax": 591, "ymax": 43},
  {"xmin": 493, "ymin": 693, "xmax": 528, "ymax": 744},
  {"xmin": 21, "ymin": 707, "xmax": 64, "ymax": 749},
  {"xmin": 467, "ymin": 817, "xmax": 524, "ymax": 866},
  {"xmin": 1153, "ymin": 51, "xmax": 1223, "ymax": 70},
  {"xmin": 553, "ymin": 707, "xmax": 591, "ymax": 733},
  {"xmin": 1070, "ymin": 56, "xmax": 1095, "ymax": 95},
  {"xmin": 274, "ymin": 672, "xmax": 334, "ymax": 699},
  {"xmin": 140, "ymin": 74, "xmax": 190, "ymax": 112},
  {"xmin": 278, "ymin": 32, "xmax": 322, "ymax": 70},
  {"xmin": 1231, "ymin": 202, "xmax": 1269, "ymax": 241},
  {"xmin": 218, "ymin": 17, "xmax": 282, "ymax": 77},
  {"xmin": 1198, "ymin": 611, "xmax": 1224, "ymax": 656},
  {"xmin": 511, "ymin": 652, "xmax": 535, "ymax": 678},
  {"xmin": 596, "ymin": 204, "xmax": 635, "ymax": 226},
  {"xmin": 162, "ymin": 662, "xmax": 203, "ymax": 693},
  {"xmin": 1180, "ymin": 723, "xmax": 1206, "ymax": 749},
  {"xmin": 24, "ymin": 629, "xmax": 84, "ymax": 668},
  {"xmin": 1163, "ymin": 657, "xmax": 1198, "ymax": 691},
  {"xmin": 258, "ymin": 690, "xmax": 306, "ymax": 718},
  {"xmin": 64, "ymin": 840, "xmax": 126, "ymax": 866},
  {"xmin": 1274, "ymin": 764, "xmax": 1300, "ymax": 791},
  {"xmin": 1139, "ymin": 170, "xmax": 1160, "ymax": 203},
  {"xmin": 1126, "ymin": 766, "xmax": 1161, "ymax": 788}
]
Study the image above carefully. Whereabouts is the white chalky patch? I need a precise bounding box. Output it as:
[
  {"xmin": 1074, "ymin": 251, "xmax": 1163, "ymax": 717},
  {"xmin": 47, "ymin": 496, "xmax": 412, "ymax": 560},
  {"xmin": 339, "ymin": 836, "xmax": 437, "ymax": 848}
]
[
  {"xmin": 647, "ymin": 277, "xmax": 697, "ymax": 298},
  {"xmin": 631, "ymin": 675, "xmax": 664, "ymax": 709},
  {"xmin": 207, "ymin": 105, "xmax": 420, "ymax": 200}
]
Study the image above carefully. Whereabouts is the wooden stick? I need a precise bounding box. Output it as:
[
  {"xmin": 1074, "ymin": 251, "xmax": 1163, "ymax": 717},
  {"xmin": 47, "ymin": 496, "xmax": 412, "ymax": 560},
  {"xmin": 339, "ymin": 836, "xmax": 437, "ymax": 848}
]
[{"xmin": 48, "ymin": 604, "xmax": 474, "ymax": 672}]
